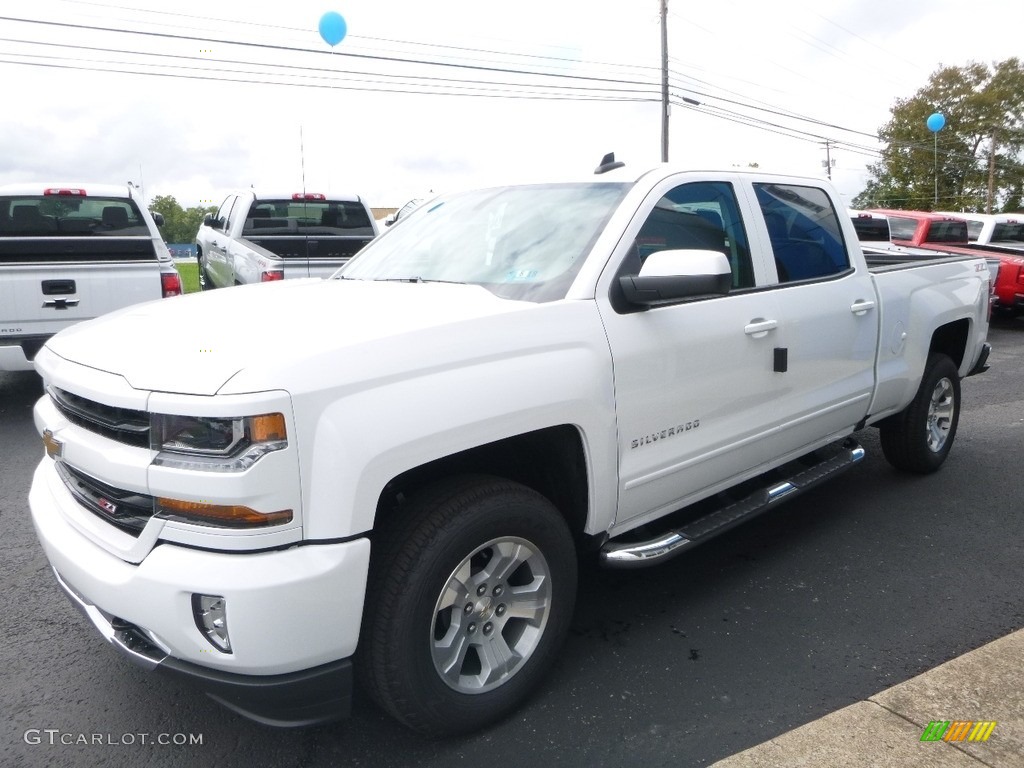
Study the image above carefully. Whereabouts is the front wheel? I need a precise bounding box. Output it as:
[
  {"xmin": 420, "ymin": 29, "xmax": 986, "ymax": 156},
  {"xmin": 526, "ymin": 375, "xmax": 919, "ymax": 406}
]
[
  {"xmin": 879, "ymin": 353, "xmax": 960, "ymax": 474},
  {"xmin": 358, "ymin": 476, "xmax": 578, "ymax": 736}
]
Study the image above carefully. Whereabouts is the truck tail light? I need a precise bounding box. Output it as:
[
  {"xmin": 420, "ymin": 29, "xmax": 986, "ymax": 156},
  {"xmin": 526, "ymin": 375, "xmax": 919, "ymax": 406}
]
[
  {"xmin": 161, "ymin": 271, "xmax": 183, "ymax": 297},
  {"xmin": 260, "ymin": 270, "xmax": 284, "ymax": 282},
  {"xmin": 44, "ymin": 187, "xmax": 87, "ymax": 196},
  {"xmin": 292, "ymin": 192, "xmax": 326, "ymax": 200}
]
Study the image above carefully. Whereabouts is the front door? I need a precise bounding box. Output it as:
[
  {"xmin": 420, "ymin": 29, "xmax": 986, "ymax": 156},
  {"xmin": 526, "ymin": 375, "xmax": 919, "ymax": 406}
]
[{"xmin": 596, "ymin": 176, "xmax": 782, "ymax": 528}]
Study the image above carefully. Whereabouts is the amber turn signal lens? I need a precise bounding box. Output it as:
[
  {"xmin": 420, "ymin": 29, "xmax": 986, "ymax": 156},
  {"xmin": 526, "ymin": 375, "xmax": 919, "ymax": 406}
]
[
  {"xmin": 156, "ymin": 497, "xmax": 292, "ymax": 528},
  {"xmin": 251, "ymin": 413, "xmax": 287, "ymax": 442}
]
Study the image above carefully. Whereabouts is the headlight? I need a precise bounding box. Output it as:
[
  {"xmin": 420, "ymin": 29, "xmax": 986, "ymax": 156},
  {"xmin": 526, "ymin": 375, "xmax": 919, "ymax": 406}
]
[{"xmin": 151, "ymin": 413, "xmax": 287, "ymax": 472}]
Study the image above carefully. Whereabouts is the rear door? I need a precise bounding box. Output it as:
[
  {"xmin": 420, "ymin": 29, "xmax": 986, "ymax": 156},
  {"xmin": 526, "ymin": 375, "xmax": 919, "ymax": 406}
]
[{"xmin": 746, "ymin": 180, "xmax": 878, "ymax": 460}]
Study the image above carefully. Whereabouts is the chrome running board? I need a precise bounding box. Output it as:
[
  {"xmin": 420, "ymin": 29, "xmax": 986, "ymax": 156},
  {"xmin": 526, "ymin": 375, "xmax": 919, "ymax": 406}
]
[{"xmin": 600, "ymin": 439, "xmax": 865, "ymax": 569}]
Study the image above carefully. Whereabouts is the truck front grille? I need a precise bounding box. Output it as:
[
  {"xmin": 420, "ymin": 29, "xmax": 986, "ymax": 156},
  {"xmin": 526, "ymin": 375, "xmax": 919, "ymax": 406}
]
[
  {"xmin": 55, "ymin": 461, "xmax": 155, "ymax": 536},
  {"xmin": 50, "ymin": 387, "xmax": 150, "ymax": 448}
]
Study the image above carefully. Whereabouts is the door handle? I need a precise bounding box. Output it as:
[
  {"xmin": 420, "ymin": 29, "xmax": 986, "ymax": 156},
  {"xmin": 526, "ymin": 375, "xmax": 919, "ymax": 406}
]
[
  {"xmin": 851, "ymin": 299, "xmax": 876, "ymax": 316},
  {"xmin": 744, "ymin": 319, "xmax": 778, "ymax": 338}
]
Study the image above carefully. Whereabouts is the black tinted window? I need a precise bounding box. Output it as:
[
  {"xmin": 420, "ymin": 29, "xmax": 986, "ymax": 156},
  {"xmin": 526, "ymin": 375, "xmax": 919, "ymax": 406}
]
[
  {"xmin": 243, "ymin": 200, "xmax": 375, "ymax": 237},
  {"xmin": 633, "ymin": 181, "xmax": 754, "ymax": 289},
  {"xmin": 0, "ymin": 196, "xmax": 148, "ymax": 237},
  {"xmin": 754, "ymin": 183, "xmax": 850, "ymax": 283}
]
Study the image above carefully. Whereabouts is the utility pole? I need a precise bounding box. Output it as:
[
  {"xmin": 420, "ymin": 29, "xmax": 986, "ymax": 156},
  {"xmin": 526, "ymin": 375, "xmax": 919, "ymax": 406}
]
[
  {"xmin": 660, "ymin": 0, "xmax": 669, "ymax": 163},
  {"xmin": 821, "ymin": 140, "xmax": 835, "ymax": 180},
  {"xmin": 986, "ymin": 130, "xmax": 997, "ymax": 215}
]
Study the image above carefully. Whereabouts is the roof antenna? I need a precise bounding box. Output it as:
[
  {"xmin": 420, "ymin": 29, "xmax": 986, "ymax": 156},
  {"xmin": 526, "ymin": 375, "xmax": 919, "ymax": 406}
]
[
  {"xmin": 594, "ymin": 152, "xmax": 625, "ymax": 175},
  {"xmin": 300, "ymin": 125, "xmax": 307, "ymax": 196}
]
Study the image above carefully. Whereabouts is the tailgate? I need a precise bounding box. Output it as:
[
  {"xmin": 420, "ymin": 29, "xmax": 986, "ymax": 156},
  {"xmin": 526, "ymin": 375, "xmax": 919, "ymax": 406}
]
[
  {"xmin": 248, "ymin": 235, "xmax": 371, "ymax": 277},
  {"xmin": 0, "ymin": 239, "xmax": 162, "ymax": 337}
]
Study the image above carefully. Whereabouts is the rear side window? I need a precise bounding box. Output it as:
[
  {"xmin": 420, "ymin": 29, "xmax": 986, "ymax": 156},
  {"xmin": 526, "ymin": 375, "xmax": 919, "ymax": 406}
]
[
  {"xmin": 242, "ymin": 200, "xmax": 375, "ymax": 237},
  {"xmin": 0, "ymin": 196, "xmax": 148, "ymax": 237},
  {"xmin": 754, "ymin": 183, "xmax": 850, "ymax": 283}
]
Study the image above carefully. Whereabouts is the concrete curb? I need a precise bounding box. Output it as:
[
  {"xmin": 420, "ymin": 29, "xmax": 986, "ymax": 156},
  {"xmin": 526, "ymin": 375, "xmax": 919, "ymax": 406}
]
[{"xmin": 712, "ymin": 629, "xmax": 1023, "ymax": 767}]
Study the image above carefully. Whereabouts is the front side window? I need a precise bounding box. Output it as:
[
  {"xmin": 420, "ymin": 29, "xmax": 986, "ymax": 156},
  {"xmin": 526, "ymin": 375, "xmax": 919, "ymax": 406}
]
[
  {"xmin": 338, "ymin": 183, "xmax": 631, "ymax": 303},
  {"xmin": 754, "ymin": 183, "xmax": 850, "ymax": 283},
  {"xmin": 0, "ymin": 196, "xmax": 148, "ymax": 237},
  {"xmin": 630, "ymin": 181, "xmax": 754, "ymax": 290}
]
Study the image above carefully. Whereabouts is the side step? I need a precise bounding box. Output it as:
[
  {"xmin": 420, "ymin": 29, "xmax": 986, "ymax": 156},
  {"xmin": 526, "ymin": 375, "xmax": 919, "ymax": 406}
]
[{"xmin": 599, "ymin": 438, "xmax": 866, "ymax": 569}]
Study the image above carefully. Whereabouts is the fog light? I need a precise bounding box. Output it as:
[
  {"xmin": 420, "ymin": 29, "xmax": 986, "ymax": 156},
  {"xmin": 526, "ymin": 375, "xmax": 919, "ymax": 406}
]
[{"xmin": 192, "ymin": 594, "xmax": 231, "ymax": 653}]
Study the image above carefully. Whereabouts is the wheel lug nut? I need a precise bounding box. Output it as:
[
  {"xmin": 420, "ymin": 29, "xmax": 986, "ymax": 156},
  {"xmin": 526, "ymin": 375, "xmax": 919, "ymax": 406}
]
[
  {"xmin": 493, "ymin": 585, "xmax": 504, "ymax": 596},
  {"xmin": 476, "ymin": 584, "xmax": 487, "ymax": 596},
  {"xmin": 483, "ymin": 622, "xmax": 493, "ymax": 635},
  {"xmin": 464, "ymin": 603, "xmax": 473, "ymax": 614},
  {"xmin": 495, "ymin": 604, "xmax": 506, "ymax": 616},
  {"xmin": 467, "ymin": 622, "xmax": 477, "ymax": 634}
]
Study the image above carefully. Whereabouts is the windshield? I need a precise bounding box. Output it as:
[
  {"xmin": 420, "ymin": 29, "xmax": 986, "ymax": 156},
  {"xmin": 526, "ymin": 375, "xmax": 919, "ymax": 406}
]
[{"xmin": 336, "ymin": 182, "xmax": 631, "ymax": 302}]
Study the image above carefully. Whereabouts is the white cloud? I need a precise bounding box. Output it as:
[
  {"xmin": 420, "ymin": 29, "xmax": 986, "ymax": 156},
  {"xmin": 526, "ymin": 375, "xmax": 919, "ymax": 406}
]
[{"xmin": 1, "ymin": 0, "xmax": 1020, "ymax": 209}]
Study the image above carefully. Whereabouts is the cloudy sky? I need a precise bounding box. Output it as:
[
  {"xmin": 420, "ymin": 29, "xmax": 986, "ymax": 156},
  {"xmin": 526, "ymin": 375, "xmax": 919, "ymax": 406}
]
[{"xmin": 1, "ymin": 0, "xmax": 1020, "ymax": 211}]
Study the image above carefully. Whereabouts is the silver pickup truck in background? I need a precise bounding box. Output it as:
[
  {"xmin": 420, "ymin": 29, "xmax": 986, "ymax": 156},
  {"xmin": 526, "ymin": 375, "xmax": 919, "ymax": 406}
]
[
  {"xmin": 0, "ymin": 183, "xmax": 182, "ymax": 372},
  {"xmin": 195, "ymin": 190, "xmax": 378, "ymax": 289}
]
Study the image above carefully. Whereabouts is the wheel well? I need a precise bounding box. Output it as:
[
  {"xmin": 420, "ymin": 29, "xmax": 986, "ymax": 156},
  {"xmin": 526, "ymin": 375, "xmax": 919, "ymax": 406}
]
[
  {"xmin": 375, "ymin": 426, "xmax": 589, "ymax": 540},
  {"xmin": 929, "ymin": 319, "xmax": 969, "ymax": 369}
]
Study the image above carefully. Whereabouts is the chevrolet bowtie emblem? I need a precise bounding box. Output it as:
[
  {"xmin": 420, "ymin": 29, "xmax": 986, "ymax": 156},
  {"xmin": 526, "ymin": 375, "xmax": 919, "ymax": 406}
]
[{"xmin": 42, "ymin": 429, "xmax": 64, "ymax": 459}]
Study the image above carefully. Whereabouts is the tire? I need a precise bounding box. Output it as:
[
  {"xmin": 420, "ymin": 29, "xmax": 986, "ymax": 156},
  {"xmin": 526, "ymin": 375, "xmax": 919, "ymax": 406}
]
[
  {"xmin": 358, "ymin": 475, "xmax": 578, "ymax": 736},
  {"xmin": 879, "ymin": 353, "xmax": 960, "ymax": 474}
]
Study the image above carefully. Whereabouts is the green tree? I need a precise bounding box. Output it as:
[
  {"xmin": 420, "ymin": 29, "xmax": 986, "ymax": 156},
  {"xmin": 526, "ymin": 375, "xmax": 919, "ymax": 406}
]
[
  {"xmin": 853, "ymin": 58, "xmax": 1024, "ymax": 212},
  {"xmin": 149, "ymin": 195, "xmax": 218, "ymax": 244}
]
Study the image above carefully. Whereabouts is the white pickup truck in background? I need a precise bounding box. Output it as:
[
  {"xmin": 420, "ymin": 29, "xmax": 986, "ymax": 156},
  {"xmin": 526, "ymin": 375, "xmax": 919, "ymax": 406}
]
[
  {"xmin": 935, "ymin": 211, "xmax": 1024, "ymax": 250},
  {"xmin": 29, "ymin": 163, "xmax": 990, "ymax": 737},
  {"xmin": 195, "ymin": 190, "xmax": 378, "ymax": 288},
  {"xmin": 0, "ymin": 184, "xmax": 182, "ymax": 372}
]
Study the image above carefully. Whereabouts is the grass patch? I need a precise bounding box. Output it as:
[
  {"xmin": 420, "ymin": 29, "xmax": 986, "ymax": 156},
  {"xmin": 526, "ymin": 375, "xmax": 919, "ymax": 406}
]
[{"xmin": 174, "ymin": 261, "xmax": 200, "ymax": 293}]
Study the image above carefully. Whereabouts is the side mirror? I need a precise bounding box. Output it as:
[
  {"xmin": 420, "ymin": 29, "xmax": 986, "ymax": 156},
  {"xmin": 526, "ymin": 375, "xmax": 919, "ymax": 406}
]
[
  {"xmin": 384, "ymin": 213, "xmax": 397, "ymax": 227},
  {"xmin": 619, "ymin": 250, "xmax": 732, "ymax": 307},
  {"xmin": 150, "ymin": 211, "xmax": 165, "ymax": 227},
  {"xmin": 203, "ymin": 214, "xmax": 222, "ymax": 230}
]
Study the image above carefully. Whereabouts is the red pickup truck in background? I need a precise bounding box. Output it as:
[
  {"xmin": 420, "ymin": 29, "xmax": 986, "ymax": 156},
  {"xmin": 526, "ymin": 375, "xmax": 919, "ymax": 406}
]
[{"xmin": 868, "ymin": 209, "xmax": 1024, "ymax": 317}]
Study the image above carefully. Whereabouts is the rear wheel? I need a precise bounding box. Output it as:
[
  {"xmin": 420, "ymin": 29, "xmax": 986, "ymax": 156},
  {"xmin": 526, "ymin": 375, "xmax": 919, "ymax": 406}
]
[
  {"xmin": 358, "ymin": 475, "xmax": 577, "ymax": 736},
  {"xmin": 880, "ymin": 353, "xmax": 960, "ymax": 474}
]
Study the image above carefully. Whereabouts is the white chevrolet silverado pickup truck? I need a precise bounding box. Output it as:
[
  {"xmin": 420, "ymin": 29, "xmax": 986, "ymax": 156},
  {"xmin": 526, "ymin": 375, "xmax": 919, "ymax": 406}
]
[
  {"xmin": 29, "ymin": 163, "xmax": 991, "ymax": 736},
  {"xmin": 0, "ymin": 184, "xmax": 182, "ymax": 372},
  {"xmin": 195, "ymin": 190, "xmax": 377, "ymax": 288}
]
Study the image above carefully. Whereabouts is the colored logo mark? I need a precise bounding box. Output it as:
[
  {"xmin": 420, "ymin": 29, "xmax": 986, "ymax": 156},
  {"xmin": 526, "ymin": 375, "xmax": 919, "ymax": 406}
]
[{"xmin": 920, "ymin": 720, "xmax": 997, "ymax": 742}]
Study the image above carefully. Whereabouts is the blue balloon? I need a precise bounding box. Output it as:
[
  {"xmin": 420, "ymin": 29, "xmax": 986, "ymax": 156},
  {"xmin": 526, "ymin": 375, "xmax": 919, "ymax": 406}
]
[
  {"xmin": 319, "ymin": 11, "xmax": 347, "ymax": 47},
  {"xmin": 926, "ymin": 112, "xmax": 945, "ymax": 132}
]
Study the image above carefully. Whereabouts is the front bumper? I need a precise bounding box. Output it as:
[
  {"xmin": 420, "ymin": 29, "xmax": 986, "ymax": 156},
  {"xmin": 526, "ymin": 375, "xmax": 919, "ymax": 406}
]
[
  {"xmin": 30, "ymin": 458, "xmax": 371, "ymax": 726},
  {"xmin": 53, "ymin": 567, "xmax": 352, "ymax": 726}
]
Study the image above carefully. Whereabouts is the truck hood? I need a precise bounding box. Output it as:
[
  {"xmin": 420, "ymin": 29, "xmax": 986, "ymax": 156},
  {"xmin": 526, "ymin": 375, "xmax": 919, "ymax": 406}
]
[{"xmin": 45, "ymin": 278, "xmax": 532, "ymax": 395}]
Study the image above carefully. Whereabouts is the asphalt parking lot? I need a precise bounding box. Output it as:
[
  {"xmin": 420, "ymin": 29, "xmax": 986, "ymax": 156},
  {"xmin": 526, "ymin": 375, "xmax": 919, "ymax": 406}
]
[{"xmin": 2, "ymin": 318, "xmax": 1022, "ymax": 768}]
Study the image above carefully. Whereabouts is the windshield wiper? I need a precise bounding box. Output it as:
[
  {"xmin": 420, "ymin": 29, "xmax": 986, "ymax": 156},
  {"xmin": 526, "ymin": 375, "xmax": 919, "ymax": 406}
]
[{"xmin": 375, "ymin": 277, "xmax": 467, "ymax": 285}]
